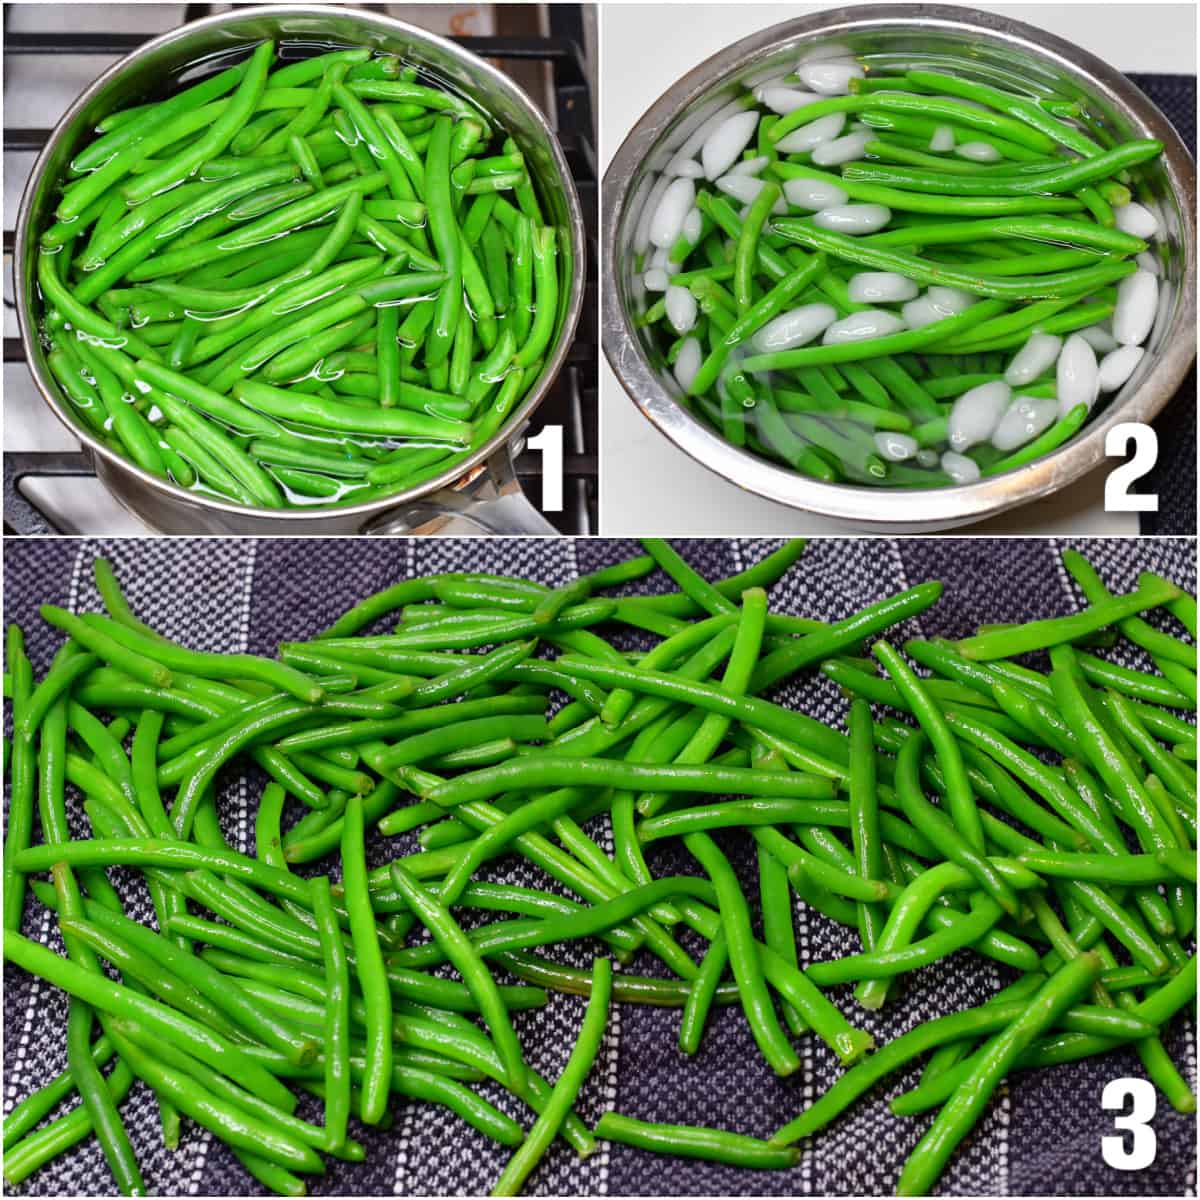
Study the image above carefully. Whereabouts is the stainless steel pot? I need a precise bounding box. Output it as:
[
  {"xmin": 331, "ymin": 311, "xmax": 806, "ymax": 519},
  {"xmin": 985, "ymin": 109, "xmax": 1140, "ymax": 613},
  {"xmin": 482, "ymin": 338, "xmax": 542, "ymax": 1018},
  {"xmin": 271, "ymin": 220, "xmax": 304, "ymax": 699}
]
[
  {"xmin": 15, "ymin": 4, "xmax": 586, "ymax": 535},
  {"xmin": 602, "ymin": 4, "xmax": 1196, "ymax": 532}
]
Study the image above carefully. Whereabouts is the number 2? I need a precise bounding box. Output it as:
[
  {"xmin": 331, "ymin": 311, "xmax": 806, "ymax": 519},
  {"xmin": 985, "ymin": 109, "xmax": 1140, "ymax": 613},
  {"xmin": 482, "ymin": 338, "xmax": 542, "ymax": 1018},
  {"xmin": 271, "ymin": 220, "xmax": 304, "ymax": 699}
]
[
  {"xmin": 1101, "ymin": 1077, "xmax": 1157, "ymax": 1170},
  {"xmin": 1104, "ymin": 423, "xmax": 1158, "ymax": 513}
]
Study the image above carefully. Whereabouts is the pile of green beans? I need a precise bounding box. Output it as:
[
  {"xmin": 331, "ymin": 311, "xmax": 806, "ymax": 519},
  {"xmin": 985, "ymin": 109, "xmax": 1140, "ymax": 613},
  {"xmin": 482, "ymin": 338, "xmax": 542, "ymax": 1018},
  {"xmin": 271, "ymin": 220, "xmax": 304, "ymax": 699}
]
[
  {"xmin": 33, "ymin": 42, "xmax": 566, "ymax": 509},
  {"xmin": 633, "ymin": 51, "xmax": 1168, "ymax": 487},
  {"xmin": 3, "ymin": 539, "xmax": 1195, "ymax": 1196}
]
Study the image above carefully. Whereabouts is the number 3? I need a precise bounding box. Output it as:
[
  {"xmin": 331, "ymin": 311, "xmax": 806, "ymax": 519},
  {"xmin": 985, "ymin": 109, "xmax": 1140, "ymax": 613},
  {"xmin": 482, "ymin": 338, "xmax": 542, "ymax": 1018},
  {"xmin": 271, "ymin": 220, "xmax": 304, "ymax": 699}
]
[{"xmin": 1101, "ymin": 1077, "xmax": 1157, "ymax": 1170}]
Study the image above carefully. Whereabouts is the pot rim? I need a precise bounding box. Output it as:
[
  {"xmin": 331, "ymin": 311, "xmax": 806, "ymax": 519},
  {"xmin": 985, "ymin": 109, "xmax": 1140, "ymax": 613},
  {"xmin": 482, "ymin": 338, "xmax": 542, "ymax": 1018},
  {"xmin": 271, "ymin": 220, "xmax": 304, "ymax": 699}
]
[
  {"xmin": 15, "ymin": 2, "xmax": 587, "ymax": 523},
  {"xmin": 601, "ymin": 2, "xmax": 1197, "ymax": 529}
]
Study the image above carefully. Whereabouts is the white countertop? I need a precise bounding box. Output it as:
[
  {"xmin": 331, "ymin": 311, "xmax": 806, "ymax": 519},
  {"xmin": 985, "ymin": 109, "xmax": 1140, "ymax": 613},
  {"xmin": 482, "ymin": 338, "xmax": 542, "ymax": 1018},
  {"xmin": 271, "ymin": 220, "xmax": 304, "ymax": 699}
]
[{"xmin": 598, "ymin": 3, "xmax": 1196, "ymax": 536}]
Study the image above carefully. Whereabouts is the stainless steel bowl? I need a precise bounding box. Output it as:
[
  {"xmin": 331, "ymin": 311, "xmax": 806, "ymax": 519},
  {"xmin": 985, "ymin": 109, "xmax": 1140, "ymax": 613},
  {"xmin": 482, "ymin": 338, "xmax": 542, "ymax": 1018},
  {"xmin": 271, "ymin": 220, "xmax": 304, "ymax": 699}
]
[
  {"xmin": 15, "ymin": 4, "xmax": 586, "ymax": 535},
  {"xmin": 602, "ymin": 4, "xmax": 1196, "ymax": 532}
]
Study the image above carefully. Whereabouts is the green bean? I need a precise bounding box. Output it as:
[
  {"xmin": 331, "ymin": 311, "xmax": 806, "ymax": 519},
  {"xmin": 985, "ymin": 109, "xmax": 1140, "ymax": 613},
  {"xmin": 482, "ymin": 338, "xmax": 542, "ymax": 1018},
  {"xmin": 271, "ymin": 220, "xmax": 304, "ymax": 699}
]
[
  {"xmin": 339, "ymin": 794, "xmax": 391, "ymax": 1124},
  {"xmin": 424, "ymin": 754, "xmax": 836, "ymax": 810},
  {"xmin": 81, "ymin": 174, "xmax": 302, "ymax": 306},
  {"xmin": 749, "ymin": 828, "xmax": 888, "ymax": 903},
  {"xmin": 777, "ymin": 164, "xmax": 1082, "ymax": 220},
  {"xmin": 346, "ymin": 78, "xmax": 486, "ymax": 126},
  {"xmin": 1159, "ymin": 848, "xmax": 1197, "ymax": 882},
  {"xmin": 513, "ymin": 225, "xmax": 559, "ymax": 369},
  {"xmin": 553, "ymin": 658, "xmax": 853, "ymax": 768},
  {"xmin": 420, "ymin": 115, "xmax": 462, "ymax": 367},
  {"xmin": 892, "ymin": 731, "xmax": 1020, "ymax": 917},
  {"xmin": 114, "ymin": 984, "xmax": 328, "ymax": 1171},
  {"xmin": 238, "ymin": 377, "xmax": 472, "ymax": 441},
  {"xmin": 777, "ymin": 983, "xmax": 1134, "ymax": 1146},
  {"xmin": 390, "ymin": 863, "xmax": 526, "ymax": 1091},
  {"xmin": 845, "ymin": 697, "xmax": 887, "ymax": 957},
  {"xmin": 65, "ymin": 700, "xmax": 135, "ymax": 804},
  {"xmin": 223, "ymin": 940, "xmax": 545, "ymax": 1021},
  {"xmin": 233, "ymin": 1150, "xmax": 306, "ymax": 1198},
  {"xmin": 4, "ymin": 931, "xmax": 295, "ymax": 1112},
  {"xmin": 1020, "ymin": 850, "xmax": 1186, "ymax": 884},
  {"xmin": 374, "ymin": 715, "xmax": 549, "ymax": 772},
  {"xmin": 106, "ymin": 1022, "xmax": 321, "ymax": 1174},
  {"xmin": 957, "ymin": 575, "xmax": 1181, "ymax": 660},
  {"xmin": 597, "ymin": 1112, "xmax": 799, "ymax": 1170},
  {"xmin": 54, "ymin": 890, "xmax": 144, "ymax": 1197},
  {"xmin": 59, "ymin": 915, "xmax": 240, "ymax": 1039},
  {"xmin": 940, "ymin": 709, "xmax": 1130, "ymax": 861},
  {"xmin": 651, "ymin": 540, "xmax": 809, "ymax": 616},
  {"xmin": 679, "ymin": 930, "xmax": 732, "ymax": 1054},
  {"xmin": 1075, "ymin": 650, "xmax": 1193, "ymax": 708},
  {"xmin": 636, "ymin": 798, "xmax": 837, "ymax": 842},
  {"xmin": 163, "ymin": 911, "xmax": 302, "ymax": 966},
  {"xmin": 331, "ymin": 83, "xmax": 409, "ymax": 199},
  {"xmin": 321, "ymin": 573, "xmax": 538, "ymax": 637},
  {"xmin": 752, "ymin": 582, "xmax": 942, "ymax": 690},
  {"xmin": 1151, "ymin": 576, "xmax": 1197, "ymax": 639},
  {"xmin": 492, "ymin": 956, "xmax": 611, "ymax": 1195},
  {"xmin": 157, "ymin": 418, "xmax": 259, "ymax": 505},
  {"xmin": 873, "ymin": 640, "xmax": 984, "ymax": 852},
  {"xmin": 637, "ymin": 588, "xmax": 769, "ymax": 819},
  {"xmin": 869, "ymin": 207, "xmax": 1117, "ymax": 247},
  {"xmin": 57, "ymin": 106, "xmax": 229, "ymax": 225},
  {"xmin": 979, "ymin": 401, "xmax": 1090, "ymax": 475},
  {"xmin": 76, "ymin": 896, "xmax": 317, "ymax": 1064},
  {"xmin": 640, "ymin": 538, "xmax": 737, "ymax": 616},
  {"xmin": 772, "ymin": 221, "xmax": 1135, "ymax": 303},
  {"xmin": 1049, "ymin": 649, "xmax": 1178, "ymax": 863},
  {"xmin": 686, "ymin": 833, "xmax": 799, "ymax": 1076},
  {"xmin": 435, "ymin": 789, "xmax": 581, "ymax": 907},
  {"xmin": 600, "ymin": 615, "xmax": 735, "ymax": 728},
  {"xmin": 3, "ymin": 628, "xmax": 35, "ymax": 933},
  {"xmin": 75, "ymin": 339, "xmax": 171, "ymax": 476},
  {"xmin": 37, "ymin": 608, "xmax": 170, "ymax": 689},
  {"xmin": 1107, "ymin": 690, "xmax": 1196, "ymax": 808},
  {"xmin": 809, "ymin": 891, "xmax": 1012, "ymax": 987},
  {"xmin": 78, "ymin": 612, "xmax": 319, "ymax": 702},
  {"xmin": 896, "ymin": 953, "xmax": 1100, "ymax": 1195},
  {"xmin": 309, "ymin": 876, "xmax": 351, "ymax": 1150},
  {"xmin": 499, "ymin": 948, "xmax": 739, "ymax": 1009},
  {"xmin": 1062, "ymin": 551, "xmax": 1196, "ymax": 670},
  {"xmin": 891, "ymin": 993, "xmax": 1174, "ymax": 1113},
  {"xmin": 393, "ymin": 1065, "xmax": 525, "ymax": 1146},
  {"xmin": 124, "ymin": 43, "xmax": 275, "ymax": 207},
  {"xmin": 751, "ymin": 755, "xmax": 805, "ymax": 1037},
  {"xmin": 770, "ymin": 89, "xmax": 1054, "ymax": 151},
  {"xmin": 13, "ymin": 838, "xmax": 312, "ymax": 905},
  {"xmin": 845, "ymin": 138, "xmax": 1160, "ymax": 197},
  {"xmin": 3, "ymin": 1060, "xmax": 136, "ymax": 1188},
  {"xmin": 902, "ymin": 70, "xmax": 1101, "ymax": 155}
]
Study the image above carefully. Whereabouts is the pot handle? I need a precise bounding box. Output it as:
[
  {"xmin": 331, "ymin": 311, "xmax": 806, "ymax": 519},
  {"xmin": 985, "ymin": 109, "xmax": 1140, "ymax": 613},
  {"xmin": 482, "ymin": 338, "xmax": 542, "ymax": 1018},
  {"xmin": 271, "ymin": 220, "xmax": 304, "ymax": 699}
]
[
  {"xmin": 3, "ymin": 450, "xmax": 93, "ymax": 535},
  {"xmin": 359, "ymin": 441, "xmax": 557, "ymax": 536}
]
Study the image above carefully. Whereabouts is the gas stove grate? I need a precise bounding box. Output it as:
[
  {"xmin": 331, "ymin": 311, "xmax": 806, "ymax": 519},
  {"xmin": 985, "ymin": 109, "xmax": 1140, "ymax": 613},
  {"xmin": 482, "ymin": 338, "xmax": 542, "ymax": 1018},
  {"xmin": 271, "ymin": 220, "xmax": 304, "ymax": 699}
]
[{"xmin": 3, "ymin": 3, "xmax": 597, "ymax": 536}]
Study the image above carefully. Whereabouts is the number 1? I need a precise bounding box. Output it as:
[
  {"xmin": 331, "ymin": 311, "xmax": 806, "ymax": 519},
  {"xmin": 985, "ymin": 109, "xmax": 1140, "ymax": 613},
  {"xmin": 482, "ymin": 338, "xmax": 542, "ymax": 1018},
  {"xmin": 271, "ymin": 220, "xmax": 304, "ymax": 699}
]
[{"xmin": 527, "ymin": 425, "xmax": 564, "ymax": 512}]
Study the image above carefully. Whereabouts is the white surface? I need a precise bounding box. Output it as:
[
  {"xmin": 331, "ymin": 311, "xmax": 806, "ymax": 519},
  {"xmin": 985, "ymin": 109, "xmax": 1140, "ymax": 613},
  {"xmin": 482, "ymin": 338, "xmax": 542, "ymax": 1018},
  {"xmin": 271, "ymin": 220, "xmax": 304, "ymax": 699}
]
[{"xmin": 599, "ymin": 3, "xmax": 1195, "ymax": 536}]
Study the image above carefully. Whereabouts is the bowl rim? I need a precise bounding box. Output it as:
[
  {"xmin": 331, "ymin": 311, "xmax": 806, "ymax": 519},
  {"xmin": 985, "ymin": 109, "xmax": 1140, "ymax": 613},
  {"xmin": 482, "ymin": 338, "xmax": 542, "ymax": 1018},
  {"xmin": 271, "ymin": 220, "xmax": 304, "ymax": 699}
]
[
  {"xmin": 601, "ymin": 1, "xmax": 1197, "ymax": 529},
  {"xmin": 15, "ymin": 2, "xmax": 587, "ymax": 523}
]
